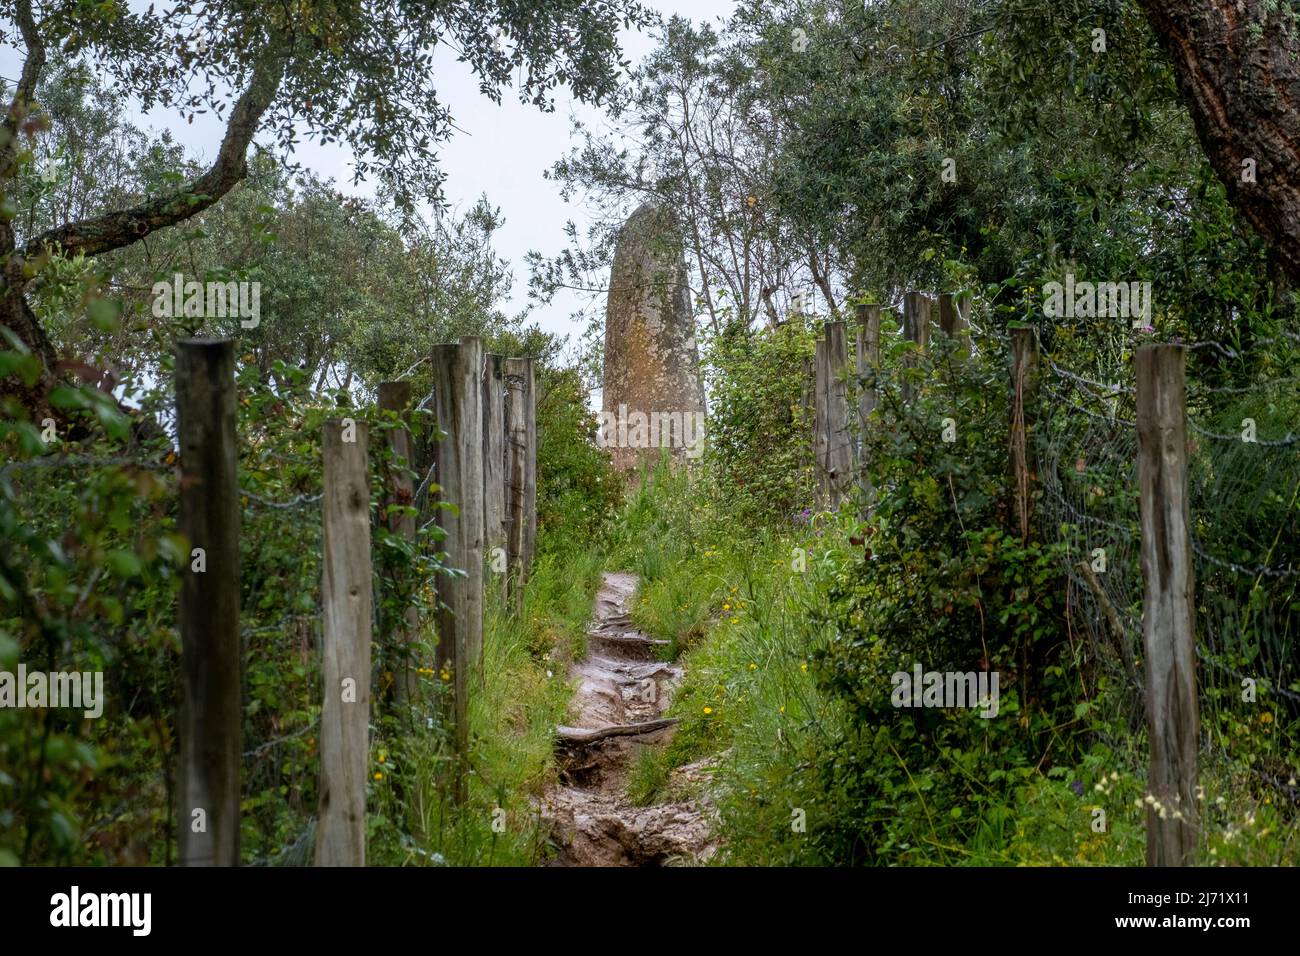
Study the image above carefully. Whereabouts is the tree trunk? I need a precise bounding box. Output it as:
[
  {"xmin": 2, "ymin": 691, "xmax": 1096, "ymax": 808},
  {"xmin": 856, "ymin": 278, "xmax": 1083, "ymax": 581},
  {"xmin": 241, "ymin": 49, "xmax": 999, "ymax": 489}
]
[
  {"xmin": 1138, "ymin": 0, "xmax": 1300, "ymax": 284},
  {"xmin": 0, "ymin": 287, "xmax": 60, "ymax": 423}
]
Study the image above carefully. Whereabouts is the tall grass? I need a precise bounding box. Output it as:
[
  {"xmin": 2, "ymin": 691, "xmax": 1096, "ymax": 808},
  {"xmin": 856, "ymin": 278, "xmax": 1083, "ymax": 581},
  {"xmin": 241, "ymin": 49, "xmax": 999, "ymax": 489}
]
[
  {"xmin": 367, "ymin": 542, "xmax": 605, "ymax": 865},
  {"xmin": 595, "ymin": 469, "xmax": 1300, "ymax": 866}
]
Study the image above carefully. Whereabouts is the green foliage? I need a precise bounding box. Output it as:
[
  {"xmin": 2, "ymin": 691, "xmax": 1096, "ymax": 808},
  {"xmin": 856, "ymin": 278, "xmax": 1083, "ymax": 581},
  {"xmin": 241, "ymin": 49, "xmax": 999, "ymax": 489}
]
[
  {"xmin": 535, "ymin": 366, "xmax": 622, "ymax": 554},
  {"xmin": 1, "ymin": 366, "xmax": 177, "ymax": 864},
  {"xmin": 39, "ymin": 0, "xmax": 652, "ymax": 216},
  {"xmin": 699, "ymin": 315, "xmax": 816, "ymax": 524},
  {"xmin": 605, "ymin": 433, "xmax": 1299, "ymax": 865}
]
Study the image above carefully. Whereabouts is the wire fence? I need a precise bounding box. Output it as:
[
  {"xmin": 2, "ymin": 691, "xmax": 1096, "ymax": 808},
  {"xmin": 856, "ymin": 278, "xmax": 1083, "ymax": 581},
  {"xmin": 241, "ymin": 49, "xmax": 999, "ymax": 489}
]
[
  {"xmin": 1036, "ymin": 330, "xmax": 1300, "ymax": 795},
  {"xmin": 2, "ymin": 419, "xmax": 339, "ymax": 861}
]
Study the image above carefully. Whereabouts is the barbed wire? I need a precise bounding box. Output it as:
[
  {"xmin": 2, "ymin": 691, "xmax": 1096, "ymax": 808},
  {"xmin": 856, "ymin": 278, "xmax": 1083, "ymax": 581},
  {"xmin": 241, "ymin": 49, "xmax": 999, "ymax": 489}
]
[
  {"xmin": 1186, "ymin": 418, "xmax": 1300, "ymax": 447},
  {"xmin": 1038, "ymin": 331, "xmax": 1300, "ymax": 749},
  {"xmin": 0, "ymin": 453, "xmax": 169, "ymax": 477},
  {"xmin": 239, "ymin": 487, "xmax": 322, "ymax": 510},
  {"xmin": 242, "ymin": 717, "xmax": 320, "ymax": 759},
  {"xmin": 1196, "ymin": 650, "xmax": 1300, "ymax": 704},
  {"xmin": 1191, "ymin": 541, "xmax": 1300, "ymax": 579},
  {"xmin": 1187, "ymin": 374, "xmax": 1300, "ymax": 398},
  {"xmin": 1042, "ymin": 382, "xmax": 1137, "ymax": 427},
  {"xmin": 1041, "ymin": 352, "xmax": 1136, "ymax": 397}
]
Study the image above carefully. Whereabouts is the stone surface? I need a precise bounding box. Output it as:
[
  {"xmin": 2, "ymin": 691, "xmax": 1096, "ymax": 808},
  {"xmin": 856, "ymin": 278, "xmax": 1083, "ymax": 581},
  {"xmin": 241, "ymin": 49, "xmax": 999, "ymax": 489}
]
[
  {"xmin": 540, "ymin": 572, "xmax": 717, "ymax": 866},
  {"xmin": 601, "ymin": 203, "xmax": 706, "ymax": 474}
]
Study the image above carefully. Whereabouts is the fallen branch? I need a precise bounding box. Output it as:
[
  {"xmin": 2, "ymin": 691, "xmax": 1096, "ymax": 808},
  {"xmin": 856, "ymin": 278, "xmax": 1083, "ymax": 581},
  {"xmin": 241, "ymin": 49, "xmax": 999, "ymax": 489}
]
[
  {"xmin": 590, "ymin": 631, "xmax": 671, "ymax": 647},
  {"xmin": 1076, "ymin": 560, "xmax": 1141, "ymax": 693},
  {"xmin": 554, "ymin": 718, "xmax": 679, "ymax": 746}
]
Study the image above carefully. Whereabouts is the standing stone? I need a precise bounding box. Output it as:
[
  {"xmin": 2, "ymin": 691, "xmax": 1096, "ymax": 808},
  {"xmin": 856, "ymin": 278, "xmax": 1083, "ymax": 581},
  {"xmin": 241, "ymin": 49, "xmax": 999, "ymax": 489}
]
[{"xmin": 602, "ymin": 203, "xmax": 706, "ymax": 475}]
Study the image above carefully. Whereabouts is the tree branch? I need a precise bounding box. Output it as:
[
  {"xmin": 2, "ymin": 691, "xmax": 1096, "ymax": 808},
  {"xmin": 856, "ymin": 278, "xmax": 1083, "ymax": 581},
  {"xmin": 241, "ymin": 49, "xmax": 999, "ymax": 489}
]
[
  {"xmin": 0, "ymin": 0, "xmax": 47, "ymax": 262},
  {"xmin": 21, "ymin": 45, "xmax": 288, "ymax": 262}
]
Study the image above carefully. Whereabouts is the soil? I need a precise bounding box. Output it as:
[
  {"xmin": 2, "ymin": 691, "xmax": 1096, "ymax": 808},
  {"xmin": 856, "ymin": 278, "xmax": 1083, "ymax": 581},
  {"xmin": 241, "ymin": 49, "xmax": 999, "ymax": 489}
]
[{"xmin": 540, "ymin": 571, "xmax": 716, "ymax": 866}]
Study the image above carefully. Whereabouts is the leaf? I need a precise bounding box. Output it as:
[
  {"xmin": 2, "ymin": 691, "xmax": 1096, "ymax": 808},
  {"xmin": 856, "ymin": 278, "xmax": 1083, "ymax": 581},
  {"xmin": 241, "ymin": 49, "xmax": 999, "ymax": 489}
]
[
  {"xmin": 87, "ymin": 298, "xmax": 122, "ymax": 332},
  {"xmin": 0, "ymin": 351, "xmax": 40, "ymax": 386},
  {"xmin": 105, "ymin": 550, "xmax": 143, "ymax": 578}
]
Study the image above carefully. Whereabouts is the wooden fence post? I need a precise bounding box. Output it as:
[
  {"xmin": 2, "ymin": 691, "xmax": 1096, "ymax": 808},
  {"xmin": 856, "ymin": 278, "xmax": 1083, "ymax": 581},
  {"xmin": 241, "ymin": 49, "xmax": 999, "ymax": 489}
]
[
  {"xmin": 431, "ymin": 337, "xmax": 484, "ymax": 801},
  {"xmin": 175, "ymin": 338, "xmax": 241, "ymax": 867},
  {"xmin": 316, "ymin": 417, "xmax": 373, "ymax": 866},
  {"xmin": 504, "ymin": 356, "xmax": 536, "ymax": 606},
  {"xmin": 813, "ymin": 335, "xmax": 830, "ymax": 508},
  {"xmin": 938, "ymin": 292, "xmax": 970, "ymax": 355},
  {"xmin": 814, "ymin": 320, "xmax": 853, "ymax": 508},
  {"xmin": 902, "ymin": 291, "xmax": 931, "ymax": 404},
  {"xmin": 1009, "ymin": 327, "xmax": 1039, "ymax": 543},
  {"xmin": 1135, "ymin": 344, "xmax": 1199, "ymax": 867},
  {"xmin": 483, "ymin": 354, "xmax": 507, "ymax": 585},
  {"xmin": 855, "ymin": 304, "xmax": 881, "ymax": 511},
  {"xmin": 378, "ymin": 381, "xmax": 418, "ymax": 708}
]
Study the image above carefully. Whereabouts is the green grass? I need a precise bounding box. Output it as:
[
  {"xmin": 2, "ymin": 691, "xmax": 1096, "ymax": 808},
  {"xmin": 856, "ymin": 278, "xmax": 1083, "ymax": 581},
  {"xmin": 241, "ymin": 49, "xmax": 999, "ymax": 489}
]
[
  {"xmin": 585, "ymin": 468, "xmax": 1300, "ymax": 866},
  {"xmin": 367, "ymin": 541, "xmax": 605, "ymax": 866},
  {"xmin": 364, "ymin": 459, "xmax": 1300, "ymax": 866}
]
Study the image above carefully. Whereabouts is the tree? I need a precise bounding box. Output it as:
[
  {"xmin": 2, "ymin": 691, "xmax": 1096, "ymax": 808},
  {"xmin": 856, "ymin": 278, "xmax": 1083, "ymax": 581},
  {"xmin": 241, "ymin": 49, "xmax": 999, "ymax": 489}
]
[
  {"xmin": 532, "ymin": 15, "xmax": 809, "ymax": 339},
  {"xmin": 1137, "ymin": 0, "xmax": 1300, "ymax": 291},
  {"xmin": 0, "ymin": 0, "xmax": 649, "ymax": 422}
]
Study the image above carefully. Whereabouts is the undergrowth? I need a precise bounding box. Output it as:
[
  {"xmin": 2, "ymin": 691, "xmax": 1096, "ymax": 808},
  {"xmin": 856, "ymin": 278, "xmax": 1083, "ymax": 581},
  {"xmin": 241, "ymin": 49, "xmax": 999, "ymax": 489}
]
[{"xmin": 601, "ymin": 461, "xmax": 1300, "ymax": 866}]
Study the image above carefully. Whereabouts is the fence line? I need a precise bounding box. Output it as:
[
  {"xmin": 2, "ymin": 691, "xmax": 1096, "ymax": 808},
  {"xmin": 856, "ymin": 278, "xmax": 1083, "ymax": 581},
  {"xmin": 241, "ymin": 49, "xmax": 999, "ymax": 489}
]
[{"xmin": 813, "ymin": 292, "xmax": 1300, "ymax": 866}]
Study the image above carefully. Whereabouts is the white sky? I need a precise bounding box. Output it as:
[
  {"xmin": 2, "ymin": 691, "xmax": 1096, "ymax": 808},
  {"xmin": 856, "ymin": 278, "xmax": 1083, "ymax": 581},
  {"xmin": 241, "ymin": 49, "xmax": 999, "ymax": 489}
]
[{"xmin": 113, "ymin": 1, "xmax": 737, "ymax": 353}]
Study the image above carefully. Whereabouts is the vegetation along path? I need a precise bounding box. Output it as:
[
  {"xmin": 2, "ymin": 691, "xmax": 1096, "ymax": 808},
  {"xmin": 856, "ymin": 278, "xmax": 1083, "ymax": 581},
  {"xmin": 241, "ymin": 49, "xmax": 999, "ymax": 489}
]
[{"xmin": 541, "ymin": 572, "xmax": 715, "ymax": 865}]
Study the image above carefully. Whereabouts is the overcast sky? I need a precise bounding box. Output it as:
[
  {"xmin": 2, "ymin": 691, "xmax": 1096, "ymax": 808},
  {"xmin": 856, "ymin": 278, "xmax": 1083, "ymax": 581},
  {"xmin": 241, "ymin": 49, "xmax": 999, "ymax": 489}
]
[{"xmin": 106, "ymin": 1, "xmax": 737, "ymax": 355}]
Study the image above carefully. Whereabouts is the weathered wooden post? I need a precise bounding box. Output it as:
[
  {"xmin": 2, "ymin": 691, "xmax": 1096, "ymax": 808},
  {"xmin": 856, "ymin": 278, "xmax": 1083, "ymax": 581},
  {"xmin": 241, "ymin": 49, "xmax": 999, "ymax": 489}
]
[
  {"xmin": 938, "ymin": 292, "xmax": 970, "ymax": 355},
  {"xmin": 378, "ymin": 381, "xmax": 418, "ymax": 708},
  {"xmin": 901, "ymin": 291, "xmax": 931, "ymax": 404},
  {"xmin": 431, "ymin": 337, "xmax": 484, "ymax": 800},
  {"xmin": 175, "ymin": 338, "xmax": 241, "ymax": 867},
  {"xmin": 504, "ymin": 356, "xmax": 536, "ymax": 605},
  {"xmin": 1009, "ymin": 327, "xmax": 1039, "ymax": 543},
  {"xmin": 813, "ymin": 335, "xmax": 830, "ymax": 507},
  {"xmin": 482, "ymin": 354, "xmax": 507, "ymax": 586},
  {"xmin": 814, "ymin": 321, "xmax": 853, "ymax": 508},
  {"xmin": 1135, "ymin": 344, "xmax": 1199, "ymax": 867},
  {"xmin": 855, "ymin": 304, "xmax": 881, "ymax": 512},
  {"xmin": 316, "ymin": 417, "xmax": 373, "ymax": 866}
]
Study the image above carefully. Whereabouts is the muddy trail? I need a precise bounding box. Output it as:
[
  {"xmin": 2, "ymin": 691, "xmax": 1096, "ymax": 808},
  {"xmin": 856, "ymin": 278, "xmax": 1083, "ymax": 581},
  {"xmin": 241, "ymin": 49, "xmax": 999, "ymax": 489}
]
[{"xmin": 540, "ymin": 572, "xmax": 715, "ymax": 866}]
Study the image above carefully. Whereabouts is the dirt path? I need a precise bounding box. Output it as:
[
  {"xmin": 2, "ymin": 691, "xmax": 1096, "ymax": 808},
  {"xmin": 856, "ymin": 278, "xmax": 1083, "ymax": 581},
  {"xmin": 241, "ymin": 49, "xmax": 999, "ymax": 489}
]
[{"xmin": 540, "ymin": 571, "xmax": 715, "ymax": 866}]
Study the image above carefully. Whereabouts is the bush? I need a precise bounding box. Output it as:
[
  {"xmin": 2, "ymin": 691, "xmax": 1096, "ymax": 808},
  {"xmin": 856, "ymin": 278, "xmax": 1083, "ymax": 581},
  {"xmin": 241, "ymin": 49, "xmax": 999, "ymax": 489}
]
[
  {"xmin": 700, "ymin": 314, "xmax": 816, "ymax": 525},
  {"xmin": 535, "ymin": 366, "xmax": 622, "ymax": 556}
]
